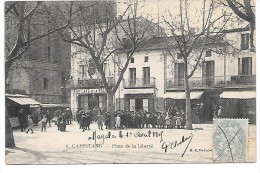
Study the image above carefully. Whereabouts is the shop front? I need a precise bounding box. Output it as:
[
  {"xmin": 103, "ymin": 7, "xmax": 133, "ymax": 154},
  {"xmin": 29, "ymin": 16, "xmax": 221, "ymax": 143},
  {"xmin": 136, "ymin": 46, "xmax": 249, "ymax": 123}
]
[
  {"xmin": 72, "ymin": 88, "xmax": 107, "ymax": 112},
  {"xmin": 124, "ymin": 94, "xmax": 155, "ymax": 112},
  {"xmin": 219, "ymin": 90, "xmax": 256, "ymax": 124},
  {"xmin": 6, "ymin": 94, "xmax": 41, "ymax": 127},
  {"xmin": 164, "ymin": 91, "xmax": 214, "ymax": 123},
  {"xmin": 123, "ymin": 88, "xmax": 157, "ymax": 112}
]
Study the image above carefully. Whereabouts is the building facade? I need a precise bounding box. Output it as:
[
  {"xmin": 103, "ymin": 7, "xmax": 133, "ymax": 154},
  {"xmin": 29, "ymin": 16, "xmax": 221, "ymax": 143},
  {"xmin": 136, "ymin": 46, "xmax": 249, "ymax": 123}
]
[
  {"xmin": 6, "ymin": 2, "xmax": 72, "ymax": 105},
  {"xmin": 70, "ymin": 15, "xmax": 166, "ymax": 114},
  {"xmin": 114, "ymin": 26, "xmax": 255, "ymax": 123},
  {"xmin": 70, "ymin": 8, "xmax": 255, "ymax": 123},
  {"xmin": 7, "ymin": 32, "xmax": 71, "ymax": 104}
]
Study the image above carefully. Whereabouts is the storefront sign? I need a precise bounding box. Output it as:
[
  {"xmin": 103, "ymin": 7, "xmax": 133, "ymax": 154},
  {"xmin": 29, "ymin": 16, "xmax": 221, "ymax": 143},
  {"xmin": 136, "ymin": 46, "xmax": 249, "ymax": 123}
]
[{"xmin": 76, "ymin": 88, "xmax": 106, "ymax": 94}]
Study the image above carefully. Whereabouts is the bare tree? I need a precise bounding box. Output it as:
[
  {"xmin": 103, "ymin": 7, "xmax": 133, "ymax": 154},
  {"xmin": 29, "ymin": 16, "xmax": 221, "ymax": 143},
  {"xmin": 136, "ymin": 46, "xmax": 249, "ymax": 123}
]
[
  {"xmin": 62, "ymin": 1, "xmax": 153, "ymax": 126},
  {"xmin": 163, "ymin": 0, "xmax": 231, "ymax": 130},
  {"xmin": 5, "ymin": 1, "xmax": 73, "ymax": 147},
  {"xmin": 225, "ymin": 0, "xmax": 255, "ymax": 52}
]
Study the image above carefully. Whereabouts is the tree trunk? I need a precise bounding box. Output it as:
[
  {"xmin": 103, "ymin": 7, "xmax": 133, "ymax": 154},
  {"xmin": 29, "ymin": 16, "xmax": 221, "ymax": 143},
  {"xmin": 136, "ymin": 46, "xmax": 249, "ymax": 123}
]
[
  {"xmin": 249, "ymin": 22, "xmax": 255, "ymax": 52},
  {"xmin": 5, "ymin": 60, "xmax": 16, "ymax": 148},
  {"xmin": 184, "ymin": 58, "xmax": 193, "ymax": 130},
  {"xmin": 107, "ymin": 91, "xmax": 115, "ymax": 128},
  {"xmin": 5, "ymin": 108, "xmax": 15, "ymax": 148}
]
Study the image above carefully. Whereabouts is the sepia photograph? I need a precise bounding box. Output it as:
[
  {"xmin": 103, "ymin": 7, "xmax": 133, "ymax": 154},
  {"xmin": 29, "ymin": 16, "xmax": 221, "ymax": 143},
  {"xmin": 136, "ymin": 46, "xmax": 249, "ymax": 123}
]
[{"xmin": 2, "ymin": 0, "xmax": 258, "ymax": 169}]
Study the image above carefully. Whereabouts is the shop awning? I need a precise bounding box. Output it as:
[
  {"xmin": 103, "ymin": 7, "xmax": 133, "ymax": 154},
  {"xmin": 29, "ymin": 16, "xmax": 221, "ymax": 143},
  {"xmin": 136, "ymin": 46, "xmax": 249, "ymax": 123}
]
[
  {"xmin": 124, "ymin": 88, "xmax": 155, "ymax": 94},
  {"xmin": 6, "ymin": 94, "xmax": 41, "ymax": 105},
  {"xmin": 164, "ymin": 91, "xmax": 204, "ymax": 99},
  {"xmin": 220, "ymin": 91, "xmax": 256, "ymax": 99}
]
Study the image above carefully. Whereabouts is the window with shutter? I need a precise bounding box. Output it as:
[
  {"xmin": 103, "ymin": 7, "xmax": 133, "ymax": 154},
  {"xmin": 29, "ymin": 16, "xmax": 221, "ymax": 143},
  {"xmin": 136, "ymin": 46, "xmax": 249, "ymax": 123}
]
[{"xmin": 241, "ymin": 33, "xmax": 249, "ymax": 50}]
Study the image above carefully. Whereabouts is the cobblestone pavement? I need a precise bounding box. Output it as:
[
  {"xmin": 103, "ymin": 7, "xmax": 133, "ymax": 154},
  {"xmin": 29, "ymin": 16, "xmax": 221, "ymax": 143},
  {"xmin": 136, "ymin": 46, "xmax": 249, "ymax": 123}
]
[{"xmin": 5, "ymin": 122, "xmax": 256, "ymax": 164}]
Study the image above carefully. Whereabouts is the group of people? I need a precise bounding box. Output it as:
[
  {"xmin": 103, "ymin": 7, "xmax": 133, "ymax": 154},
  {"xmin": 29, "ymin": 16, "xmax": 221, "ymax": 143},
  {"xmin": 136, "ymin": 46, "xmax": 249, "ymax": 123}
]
[
  {"xmin": 75, "ymin": 107, "xmax": 189, "ymax": 131},
  {"xmin": 18, "ymin": 107, "xmax": 73, "ymax": 134},
  {"xmin": 53, "ymin": 108, "xmax": 73, "ymax": 132},
  {"xmin": 17, "ymin": 103, "xmax": 214, "ymax": 133}
]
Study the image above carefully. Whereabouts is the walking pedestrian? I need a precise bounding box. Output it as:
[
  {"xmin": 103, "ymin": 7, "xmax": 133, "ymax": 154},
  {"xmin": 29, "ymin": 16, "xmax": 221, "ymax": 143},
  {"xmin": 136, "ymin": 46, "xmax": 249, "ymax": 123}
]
[
  {"xmin": 26, "ymin": 115, "xmax": 34, "ymax": 134},
  {"xmin": 40, "ymin": 115, "xmax": 47, "ymax": 132}
]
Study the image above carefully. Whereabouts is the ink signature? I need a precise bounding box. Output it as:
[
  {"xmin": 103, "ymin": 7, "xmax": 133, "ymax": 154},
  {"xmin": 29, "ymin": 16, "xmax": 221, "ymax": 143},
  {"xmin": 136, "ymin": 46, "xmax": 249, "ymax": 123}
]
[{"xmin": 161, "ymin": 133, "xmax": 193, "ymax": 157}]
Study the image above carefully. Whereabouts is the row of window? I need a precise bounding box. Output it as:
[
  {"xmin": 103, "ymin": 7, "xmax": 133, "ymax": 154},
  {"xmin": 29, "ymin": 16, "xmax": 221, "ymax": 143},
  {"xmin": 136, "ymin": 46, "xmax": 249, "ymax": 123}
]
[
  {"xmin": 174, "ymin": 57, "xmax": 252, "ymax": 80},
  {"xmin": 130, "ymin": 51, "xmax": 213, "ymax": 64},
  {"xmin": 129, "ymin": 67, "xmax": 150, "ymax": 83},
  {"xmin": 130, "ymin": 56, "xmax": 149, "ymax": 63}
]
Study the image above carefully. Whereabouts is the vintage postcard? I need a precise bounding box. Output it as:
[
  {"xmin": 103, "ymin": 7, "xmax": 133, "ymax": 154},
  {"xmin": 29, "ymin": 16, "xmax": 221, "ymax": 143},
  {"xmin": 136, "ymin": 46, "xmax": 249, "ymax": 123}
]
[{"xmin": 4, "ymin": 0, "xmax": 257, "ymax": 166}]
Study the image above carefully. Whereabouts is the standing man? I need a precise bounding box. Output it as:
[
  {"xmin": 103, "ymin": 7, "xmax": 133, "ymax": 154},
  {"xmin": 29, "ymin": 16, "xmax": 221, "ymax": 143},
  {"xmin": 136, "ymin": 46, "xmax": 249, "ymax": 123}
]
[
  {"xmin": 68, "ymin": 108, "xmax": 73, "ymax": 124},
  {"xmin": 76, "ymin": 107, "xmax": 81, "ymax": 124},
  {"xmin": 194, "ymin": 104, "xmax": 201, "ymax": 124},
  {"xmin": 18, "ymin": 108, "xmax": 26, "ymax": 132},
  {"xmin": 97, "ymin": 110, "xmax": 104, "ymax": 130},
  {"xmin": 46, "ymin": 110, "xmax": 51, "ymax": 127}
]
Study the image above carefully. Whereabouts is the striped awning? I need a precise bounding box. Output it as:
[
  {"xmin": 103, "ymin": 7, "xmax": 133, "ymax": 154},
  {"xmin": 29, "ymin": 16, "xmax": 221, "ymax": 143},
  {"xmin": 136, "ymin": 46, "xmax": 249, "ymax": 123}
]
[
  {"xmin": 164, "ymin": 91, "xmax": 204, "ymax": 99},
  {"xmin": 6, "ymin": 94, "xmax": 41, "ymax": 105},
  {"xmin": 220, "ymin": 91, "xmax": 256, "ymax": 99}
]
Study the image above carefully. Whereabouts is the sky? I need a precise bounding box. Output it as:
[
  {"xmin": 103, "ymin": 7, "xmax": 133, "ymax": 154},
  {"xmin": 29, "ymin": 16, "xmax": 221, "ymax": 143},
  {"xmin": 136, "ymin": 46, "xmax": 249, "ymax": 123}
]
[{"xmin": 116, "ymin": 0, "xmax": 249, "ymax": 35}]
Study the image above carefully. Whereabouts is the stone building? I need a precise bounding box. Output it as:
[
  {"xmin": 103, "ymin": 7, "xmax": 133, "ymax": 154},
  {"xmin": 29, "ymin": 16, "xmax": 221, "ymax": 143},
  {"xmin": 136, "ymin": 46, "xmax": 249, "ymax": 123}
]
[{"xmin": 6, "ymin": 2, "xmax": 71, "ymax": 104}]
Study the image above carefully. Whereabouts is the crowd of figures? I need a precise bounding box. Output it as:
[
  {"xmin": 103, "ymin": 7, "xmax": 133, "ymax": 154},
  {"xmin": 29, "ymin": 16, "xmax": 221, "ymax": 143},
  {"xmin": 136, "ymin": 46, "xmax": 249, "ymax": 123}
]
[
  {"xmin": 75, "ymin": 104, "xmax": 205, "ymax": 131},
  {"xmin": 17, "ymin": 102, "xmax": 220, "ymax": 133},
  {"xmin": 17, "ymin": 108, "xmax": 73, "ymax": 133}
]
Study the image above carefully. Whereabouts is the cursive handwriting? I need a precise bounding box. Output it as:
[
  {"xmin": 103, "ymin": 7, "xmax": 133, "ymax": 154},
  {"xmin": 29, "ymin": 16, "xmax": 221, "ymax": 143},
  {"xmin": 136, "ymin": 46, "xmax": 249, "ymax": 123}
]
[{"xmin": 161, "ymin": 133, "xmax": 193, "ymax": 157}]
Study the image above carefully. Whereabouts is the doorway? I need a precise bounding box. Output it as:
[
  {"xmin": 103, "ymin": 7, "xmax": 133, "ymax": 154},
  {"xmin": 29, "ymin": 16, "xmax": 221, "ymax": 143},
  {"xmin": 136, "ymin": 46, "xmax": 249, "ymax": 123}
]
[
  {"xmin": 135, "ymin": 98, "xmax": 143, "ymax": 111},
  {"xmin": 206, "ymin": 61, "xmax": 215, "ymax": 86}
]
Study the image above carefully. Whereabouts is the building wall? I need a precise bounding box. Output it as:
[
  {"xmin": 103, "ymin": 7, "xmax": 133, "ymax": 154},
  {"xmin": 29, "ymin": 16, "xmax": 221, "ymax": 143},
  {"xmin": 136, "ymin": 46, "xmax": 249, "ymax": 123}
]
[
  {"xmin": 164, "ymin": 30, "xmax": 255, "ymax": 89},
  {"xmin": 6, "ymin": 2, "xmax": 71, "ymax": 104},
  {"xmin": 8, "ymin": 63, "xmax": 30, "ymax": 94},
  {"xmin": 118, "ymin": 50, "xmax": 165, "ymax": 97}
]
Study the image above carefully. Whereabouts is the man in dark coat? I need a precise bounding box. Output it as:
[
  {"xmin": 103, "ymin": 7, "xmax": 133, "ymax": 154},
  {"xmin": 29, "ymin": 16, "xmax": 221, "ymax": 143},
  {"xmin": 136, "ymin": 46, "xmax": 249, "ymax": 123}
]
[
  {"xmin": 76, "ymin": 108, "xmax": 81, "ymax": 124},
  {"xmin": 85, "ymin": 110, "xmax": 91, "ymax": 130},
  {"xmin": 18, "ymin": 108, "xmax": 26, "ymax": 132},
  {"xmin": 81, "ymin": 111, "xmax": 87, "ymax": 132}
]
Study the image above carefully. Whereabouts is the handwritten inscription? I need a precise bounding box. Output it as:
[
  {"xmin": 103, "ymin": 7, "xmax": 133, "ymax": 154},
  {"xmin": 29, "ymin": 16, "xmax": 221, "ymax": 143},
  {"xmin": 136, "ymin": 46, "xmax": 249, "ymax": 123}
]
[
  {"xmin": 65, "ymin": 130, "xmax": 194, "ymax": 156},
  {"xmin": 88, "ymin": 130, "xmax": 164, "ymax": 145},
  {"xmin": 160, "ymin": 133, "xmax": 193, "ymax": 157}
]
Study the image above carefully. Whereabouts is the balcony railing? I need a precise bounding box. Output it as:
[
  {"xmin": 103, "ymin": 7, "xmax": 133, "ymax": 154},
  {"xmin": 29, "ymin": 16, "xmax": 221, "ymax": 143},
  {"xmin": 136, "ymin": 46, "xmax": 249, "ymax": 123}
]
[
  {"xmin": 71, "ymin": 78, "xmax": 114, "ymax": 88},
  {"xmin": 166, "ymin": 75, "xmax": 256, "ymax": 89},
  {"xmin": 123, "ymin": 77, "xmax": 155, "ymax": 88}
]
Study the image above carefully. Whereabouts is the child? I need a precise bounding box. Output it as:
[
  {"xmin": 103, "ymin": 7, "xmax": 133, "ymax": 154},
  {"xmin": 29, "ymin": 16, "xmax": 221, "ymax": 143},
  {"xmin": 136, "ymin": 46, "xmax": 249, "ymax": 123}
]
[
  {"xmin": 40, "ymin": 115, "xmax": 47, "ymax": 132},
  {"xmin": 26, "ymin": 115, "xmax": 34, "ymax": 134},
  {"xmin": 115, "ymin": 115, "xmax": 121, "ymax": 129},
  {"xmin": 165, "ymin": 114, "xmax": 171, "ymax": 129}
]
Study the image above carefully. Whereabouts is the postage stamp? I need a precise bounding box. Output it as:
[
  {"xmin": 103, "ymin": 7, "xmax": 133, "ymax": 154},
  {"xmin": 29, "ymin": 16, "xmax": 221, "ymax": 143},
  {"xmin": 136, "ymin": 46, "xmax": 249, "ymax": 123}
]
[{"xmin": 213, "ymin": 118, "xmax": 249, "ymax": 163}]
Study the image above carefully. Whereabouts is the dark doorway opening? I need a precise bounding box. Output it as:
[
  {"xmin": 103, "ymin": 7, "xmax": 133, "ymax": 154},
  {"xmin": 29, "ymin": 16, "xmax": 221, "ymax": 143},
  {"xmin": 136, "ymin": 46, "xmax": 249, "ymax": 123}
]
[{"xmin": 135, "ymin": 98, "xmax": 143, "ymax": 111}]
